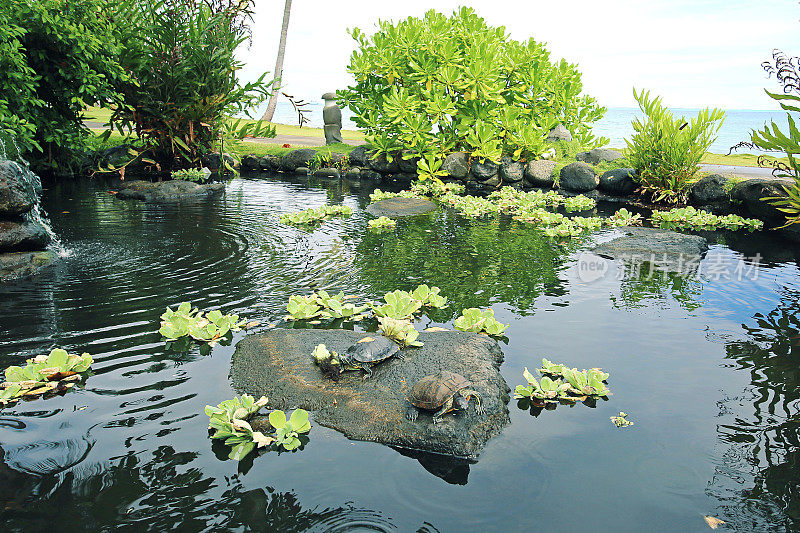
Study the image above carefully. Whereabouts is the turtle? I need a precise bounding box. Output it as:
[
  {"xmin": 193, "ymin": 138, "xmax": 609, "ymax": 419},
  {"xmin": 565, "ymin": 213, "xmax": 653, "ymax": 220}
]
[
  {"xmin": 406, "ymin": 371, "xmax": 484, "ymax": 423},
  {"xmin": 339, "ymin": 335, "xmax": 402, "ymax": 378}
]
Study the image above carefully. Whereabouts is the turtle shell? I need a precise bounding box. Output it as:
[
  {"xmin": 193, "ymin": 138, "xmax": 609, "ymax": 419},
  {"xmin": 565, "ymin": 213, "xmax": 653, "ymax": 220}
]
[
  {"xmin": 407, "ymin": 371, "xmax": 471, "ymax": 411},
  {"xmin": 345, "ymin": 335, "xmax": 399, "ymax": 363}
]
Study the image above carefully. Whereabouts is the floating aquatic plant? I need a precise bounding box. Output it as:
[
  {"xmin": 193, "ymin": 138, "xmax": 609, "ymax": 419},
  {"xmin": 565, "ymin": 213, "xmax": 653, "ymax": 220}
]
[
  {"xmin": 286, "ymin": 295, "xmax": 323, "ymax": 320},
  {"xmin": 369, "ymin": 189, "xmax": 419, "ymax": 203},
  {"xmin": 368, "ymin": 216, "xmax": 397, "ymax": 229},
  {"xmin": 410, "ymin": 284, "xmax": 448, "ymax": 309},
  {"xmin": 514, "ymin": 368, "xmax": 571, "ymax": 402},
  {"xmin": 205, "ymin": 394, "xmax": 312, "ymax": 460},
  {"xmin": 650, "ymin": 206, "xmax": 763, "ymax": 232},
  {"xmin": 377, "ymin": 317, "xmax": 423, "ymax": 347},
  {"xmin": 1, "ymin": 349, "xmax": 93, "ymax": 408},
  {"xmin": 279, "ymin": 204, "xmax": 353, "ymax": 226},
  {"xmin": 538, "ymin": 357, "xmax": 567, "ymax": 377},
  {"xmin": 160, "ymin": 302, "xmax": 253, "ymax": 346},
  {"xmin": 454, "ymin": 308, "xmax": 509, "ymax": 336},
  {"xmin": 287, "ymin": 291, "xmax": 367, "ymax": 321},
  {"xmin": 515, "ymin": 359, "xmax": 611, "ymax": 405},
  {"xmin": 610, "ymin": 412, "xmax": 634, "ymax": 427},
  {"xmin": 371, "ymin": 290, "xmax": 423, "ymax": 320}
]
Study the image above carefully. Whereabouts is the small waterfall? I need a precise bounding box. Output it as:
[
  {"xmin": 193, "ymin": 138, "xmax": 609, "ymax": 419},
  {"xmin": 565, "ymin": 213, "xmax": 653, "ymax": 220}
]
[{"xmin": 0, "ymin": 133, "xmax": 68, "ymax": 257}]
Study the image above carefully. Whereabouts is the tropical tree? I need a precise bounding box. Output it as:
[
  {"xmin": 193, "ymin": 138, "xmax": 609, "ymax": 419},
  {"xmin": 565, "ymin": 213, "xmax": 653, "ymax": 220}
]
[{"xmin": 260, "ymin": 0, "xmax": 292, "ymax": 122}]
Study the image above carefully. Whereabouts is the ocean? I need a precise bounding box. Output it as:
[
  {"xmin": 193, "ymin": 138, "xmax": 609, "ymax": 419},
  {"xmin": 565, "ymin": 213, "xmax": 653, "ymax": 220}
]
[{"xmin": 265, "ymin": 101, "xmax": 791, "ymax": 154}]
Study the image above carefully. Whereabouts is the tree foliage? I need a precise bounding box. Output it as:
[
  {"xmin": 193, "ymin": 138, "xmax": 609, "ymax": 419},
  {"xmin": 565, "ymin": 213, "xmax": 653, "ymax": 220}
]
[{"xmin": 339, "ymin": 7, "xmax": 607, "ymax": 169}]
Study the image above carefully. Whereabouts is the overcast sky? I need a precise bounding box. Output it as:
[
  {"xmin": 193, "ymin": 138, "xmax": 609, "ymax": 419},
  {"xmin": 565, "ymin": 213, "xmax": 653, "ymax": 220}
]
[{"xmin": 239, "ymin": 1, "xmax": 799, "ymax": 111}]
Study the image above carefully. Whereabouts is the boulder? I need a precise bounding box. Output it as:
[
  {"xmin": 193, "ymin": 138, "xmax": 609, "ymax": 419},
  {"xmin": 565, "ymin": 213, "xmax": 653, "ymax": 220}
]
[
  {"xmin": 231, "ymin": 329, "xmax": 511, "ymax": 460},
  {"xmin": 689, "ymin": 173, "xmax": 729, "ymax": 205},
  {"xmin": 398, "ymin": 151, "xmax": 420, "ymax": 174},
  {"xmin": 443, "ymin": 152, "xmax": 470, "ymax": 180},
  {"xmin": 499, "ymin": 156, "xmax": 523, "ymax": 183},
  {"xmin": 280, "ymin": 149, "xmax": 317, "ymax": 172},
  {"xmin": 0, "ymin": 160, "xmax": 34, "ymax": 217},
  {"xmin": 729, "ymin": 177, "xmax": 793, "ymax": 222},
  {"xmin": 524, "ymin": 160, "xmax": 557, "ymax": 187},
  {"xmin": 348, "ymin": 146, "xmax": 372, "ymax": 167},
  {"xmin": 392, "ymin": 173, "xmax": 416, "ymax": 184},
  {"xmin": 470, "ymin": 159, "xmax": 498, "ymax": 182},
  {"xmin": 0, "ymin": 251, "xmax": 55, "ymax": 283},
  {"xmin": 576, "ymin": 148, "xmax": 623, "ymax": 166},
  {"xmin": 547, "ymin": 124, "xmax": 572, "ymax": 142},
  {"xmin": 366, "ymin": 197, "xmax": 437, "ymax": 217},
  {"xmin": 241, "ymin": 155, "xmax": 261, "ymax": 170},
  {"xmin": 482, "ymin": 176, "xmax": 501, "ymax": 189},
  {"xmin": 359, "ymin": 169, "xmax": 382, "ymax": 181},
  {"xmin": 201, "ymin": 153, "xmax": 238, "ymax": 172},
  {"xmin": 115, "ymin": 180, "xmax": 225, "ymax": 203},
  {"xmin": 259, "ymin": 155, "xmax": 280, "ymax": 171},
  {"xmin": 367, "ymin": 153, "xmax": 400, "ymax": 174},
  {"xmin": 312, "ymin": 167, "xmax": 341, "ymax": 179},
  {"xmin": 559, "ymin": 162, "xmax": 599, "ymax": 192},
  {"xmin": 0, "ymin": 220, "xmax": 50, "ymax": 253},
  {"xmin": 599, "ymin": 168, "xmax": 637, "ymax": 196},
  {"xmin": 344, "ymin": 168, "xmax": 361, "ymax": 181},
  {"xmin": 590, "ymin": 226, "xmax": 708, "ymax": 273}
]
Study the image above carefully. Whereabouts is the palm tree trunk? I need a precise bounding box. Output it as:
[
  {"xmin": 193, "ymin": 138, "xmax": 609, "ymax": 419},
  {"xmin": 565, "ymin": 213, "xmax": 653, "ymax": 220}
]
[{"xmin": 260, "ymin": 0, "xmax": 292, "ymax": 122}]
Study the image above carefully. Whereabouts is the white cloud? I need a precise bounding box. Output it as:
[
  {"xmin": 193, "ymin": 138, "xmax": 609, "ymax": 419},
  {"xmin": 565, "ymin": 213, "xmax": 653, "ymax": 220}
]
[{"xmin": 239, "ymin": 0, "xmax": 799, "ymax": 110}]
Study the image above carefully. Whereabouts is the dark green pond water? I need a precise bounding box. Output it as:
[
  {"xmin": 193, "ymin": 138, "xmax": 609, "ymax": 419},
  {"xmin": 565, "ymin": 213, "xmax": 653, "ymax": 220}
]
[{"xmin": 2, "ymin": 174, "xmax": 800, "ymax": 532}]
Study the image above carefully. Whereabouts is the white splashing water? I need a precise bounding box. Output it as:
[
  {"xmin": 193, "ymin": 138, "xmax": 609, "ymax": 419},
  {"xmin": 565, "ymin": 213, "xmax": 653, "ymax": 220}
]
[{"xmin": 0, "ymin": 133, "xmax": 70, "ymax": 257}]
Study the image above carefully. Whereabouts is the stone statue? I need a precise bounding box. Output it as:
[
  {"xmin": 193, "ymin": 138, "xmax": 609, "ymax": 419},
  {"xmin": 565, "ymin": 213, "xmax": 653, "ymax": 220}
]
[{"xmin": 322, "ymin": 92, "xmax": 343, "ymax": 145}]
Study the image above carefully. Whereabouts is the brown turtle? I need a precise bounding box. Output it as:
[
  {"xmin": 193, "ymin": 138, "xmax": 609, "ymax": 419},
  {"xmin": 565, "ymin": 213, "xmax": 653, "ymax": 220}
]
[{"xmin": 406, "ymin": 371, "xmax": 484, "ymax": 423}]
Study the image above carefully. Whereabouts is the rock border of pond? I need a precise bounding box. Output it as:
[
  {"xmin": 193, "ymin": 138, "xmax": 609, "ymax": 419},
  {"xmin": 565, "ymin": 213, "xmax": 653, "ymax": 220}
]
[
  {"xmin": 114, "ymin": 179, "xmax": 226, "ymax": 203},
  {"xmin": 230, "ymin": 328, "xmax": 511, "ymax": 460},
  {"xmin": 241, "ymin": 132, "xmax": 798, "ymax": 239}
]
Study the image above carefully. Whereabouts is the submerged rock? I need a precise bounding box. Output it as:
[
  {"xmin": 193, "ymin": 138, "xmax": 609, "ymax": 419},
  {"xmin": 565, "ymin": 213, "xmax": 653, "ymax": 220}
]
[
  {"xmin": 591, "ymin": 226, "xmax": 708, "ymax": 272},
  {"xmin": 115, "ymin": 180, "xmax": 225, "ymax": 203},
  {"xmin": 231, "ymin": 329, "xmax": 511, "ymax": 460},
  {"xmin": 0, "ymin": 250, "xmax": 55, "ymax": 282},
  {"xmin": 366, "ymin": 197, "xmax": 436, "ymax": 217}
]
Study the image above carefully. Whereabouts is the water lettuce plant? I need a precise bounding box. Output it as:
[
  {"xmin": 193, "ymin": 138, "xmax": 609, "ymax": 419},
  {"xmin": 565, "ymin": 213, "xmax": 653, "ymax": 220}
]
[
  {"xmin": 561, "ymin": 367, "xmax": 610, "ymax": 397},
  {"xmin": 650, "ymin": 206, "xmax": 763, "ymax": 232},
  {"xmin": 286, "ymin": 295, "xmax": 322, "ymax": 320},
  {"xmin": 279, "ymin": 205, "xmax": 353, "ymax": 226},
  {"xmin": 368, "ymin": 216, "xmax": 397, "ymax": 229},
  {"xmin": 515, "ymin": 359, "xmax": 611, "ymax": 405},
  {"xmin": 610, "ymin": 412, "xmax": 634, "ymax": 427},
  {"xmin": 1, "ymin": 349, "xmax": 93, "ymax": 408},
  {"xmin": 538, "ymin": 358, "xmax": 567, "ymax": 377},
  {"xmin": 410, "ymin": 284, "xmax": 448, "ymax": 309},
  {"xmin": 369, "ymin": 189, "xmax": 420, "ymax": 203},
  {"xmin": 205, "ymin": 394, "xmax": 312, "ymax": 460},
  {"xmin": 454, "ymin": 308, "xmax": 509, "ymax": 336},
  {"xmin": 287, "ymin": 291, "xmax": 367, "ymax": 321},
  {"xmin": 377, "ymin": 317, "xmax": 423, "ymax": 347},
  {"xmin": 371, "ymin": 290, "xmax": 423, "ymax": 320},
  {"xmin": 160, "ymin": 302, "xmax": 251, "ymax": 345},
  {"xmin": 319, "ymin": 299, "xmax": 369, "ymax": 320},
  {"xmin": 171, "ymin": 168, "xmax": 208, "ymax": 182},
  {"xmin": 514, "ymin": 368, "xmax": 571, "ymax": 402},
  {"xmin": 311, "ymin": 343, "xmax": 343, "ymax": 380}
]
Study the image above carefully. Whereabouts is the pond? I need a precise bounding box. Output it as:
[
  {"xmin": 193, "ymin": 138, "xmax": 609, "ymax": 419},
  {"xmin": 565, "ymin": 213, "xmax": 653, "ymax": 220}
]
[{"xmin": 1, "ymin": 174, "xmax": 800, "ymax": 532}]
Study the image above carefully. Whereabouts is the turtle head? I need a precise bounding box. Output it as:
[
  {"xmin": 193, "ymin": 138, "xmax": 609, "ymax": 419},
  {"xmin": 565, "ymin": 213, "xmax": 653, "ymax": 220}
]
[{"xmin": 455, "ymin": 394, "xmax": 471, "ymax": 411}]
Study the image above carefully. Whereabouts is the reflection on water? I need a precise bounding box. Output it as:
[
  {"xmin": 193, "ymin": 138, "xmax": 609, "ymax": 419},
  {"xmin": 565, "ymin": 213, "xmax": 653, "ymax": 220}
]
[{"xmin": 0, "ymin": 173, "xmax": 798, "ymax": 530}]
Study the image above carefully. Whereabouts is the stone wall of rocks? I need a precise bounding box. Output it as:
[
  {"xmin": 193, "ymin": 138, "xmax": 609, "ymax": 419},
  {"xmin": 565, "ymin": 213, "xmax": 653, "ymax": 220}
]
[{"xmin": 0, "ymin": 159, "xmax": 54, "ymax": 282}]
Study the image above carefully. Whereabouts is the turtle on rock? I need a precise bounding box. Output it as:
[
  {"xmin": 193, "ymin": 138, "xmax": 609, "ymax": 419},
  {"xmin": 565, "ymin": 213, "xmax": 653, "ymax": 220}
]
[
  {"xmin": 406, "ymin": 371, "xmax": 484, "ymax": 423},
  {"xmin": 339, "ymin": 335, "xmax": 402, "ymax": 379}
]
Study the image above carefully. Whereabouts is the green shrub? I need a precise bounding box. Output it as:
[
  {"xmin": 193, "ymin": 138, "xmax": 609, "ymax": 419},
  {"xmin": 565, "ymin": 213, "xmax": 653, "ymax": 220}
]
[
  {"xmin": 340, "ymin": 7, "xmax": 607, "ymax": 171},
  {"xmin": 0, "ymin": 0, "xmax": 131, "ymax": 172},
  {"xmin": 626, "ymin": 88, "xmax": 725, "ymax": 204},
  {"xmin": 107, "ymin": 0, "xmax": 274, "ymax": 171}
]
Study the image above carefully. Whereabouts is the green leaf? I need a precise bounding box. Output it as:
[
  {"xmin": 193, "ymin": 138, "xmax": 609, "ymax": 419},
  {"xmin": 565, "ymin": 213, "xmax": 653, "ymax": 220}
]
[{"xmin": 269, "ymin": 410, "xmax": 287, "ymax": 429}]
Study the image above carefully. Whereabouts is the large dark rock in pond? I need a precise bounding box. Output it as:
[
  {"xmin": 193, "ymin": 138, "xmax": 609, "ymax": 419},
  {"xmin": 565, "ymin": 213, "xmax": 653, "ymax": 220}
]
[
  {"xmin": 311, "ymin": 167, "xmax": 341, "ymax": 179},
  {"xmin": 443, "ymin": 152, "xmax": 469, "ymax": 180},
  {"xmin": 576, "ymin": 148, "xmax": 623, "ymax": 166},
  {"xmin": 0, "ymin": 220, "xmax": 50, "ymax": 252},
  {"xmin": 598, "ymin": 168, "xmax": 637, "ymax": 196},
  {"xmin": 499, "ymin": 156, "xmax": 523, "ymax": 183},
  {"xmin": 730, "ymin": 177, "xmax": 794, "ymax": 222},
  {"xmin": 559, "ymin": 162, "xmax": 598, "ymax": 192},
  {"xmin": 241, "ymin": 155, "xmax": 261, "ymax": 170},
  {"xmin": 280, "ymin": 149, "xmax": 317, "ymax": 172},
  {"xmin": 0, "ymin": 160, "xmax": 35, "ymax": 217},
  {"xmin": 366, "ymin": 197, "xmax": 436, "ymax": 217},
  {"xmin": 348, "ymin": 145, "xmax": 372, "ymax": 167},
  {"xmin": 689, "ymin": 173, "xmax": 729, "ymax": 205},
  {"xmin": 0, "ymin": 251, "xmax": 55, "ymax": 283},
  {"xmin": 470, "ymin": 159, "xmax": 498, "ymax": 181},
  {"xmin": 398, "ymin": 151, "xmax": 419, "ymax": 173},
  {"xmin": 115, "ymin": 180, "xmax": 225, "ymax": 203},
  {"xmin": 590, "ymin": 226, "xmax": 708, "ymax": 272},
  {"xmin": 367, "ymin": 153, "xmax": 400, "ymax": 174},
  {"xmin": 547, "ymin": 124, "xmax": 572, "ymax": 142},
  {"xmin": 524, "ymin": 160, "xmax": 557, "ymax": 187},
  {"xmin": 231, "ymin": 329, "xmax": 510, "ymax": 460},
  {"xmin": 201, "ymin": 152, "xmax": 238, "ymax": 172}
]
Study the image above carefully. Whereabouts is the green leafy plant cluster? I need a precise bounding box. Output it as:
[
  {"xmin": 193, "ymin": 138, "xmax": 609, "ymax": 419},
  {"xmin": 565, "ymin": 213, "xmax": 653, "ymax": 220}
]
[
  {"xmin": 377, "ymin": 317, "xmax": 423, "ymax": 347},
  {"xmin": 1, "ymin": 349, "xmax": 93, "ymax": 407},
  {"xmin": 286, "ymin": 291, "xmax": 368, "ymax": 321},
  {"xmin": 489, "ymin": 187, "xmax": 596, "ymax": 213},
  {"xmin": 159, "ymin": 302, "xmax": 252, "ymax": 345},
  {"xmin": 368, "ymin": 216, "xmax": 397, "ymax": 229},
  {"xmin": 105, "ymin": 0, "xmax": 275, "ymax": 172},
  {"xmin": 279, "ymin": 205, "xmax": 353, "ymax": 226},
  {"xmin": 515, "ymin": 358, "xmax": 610, "ymax": 403},
  {"xmin": 454, "ymin": 308, "xmax": 509, "ymax": 336},
  {"xmin": 626, "ymin": 88, "xmax": 725, "ymax": 204},
  {"xmin": 610, "ymin": 412, "xmax": 634, "ymax": 427},
  {"xmin": 650, "ymin": 206, "xmax": 763, "ymax": 232},
  {"xmin": 307, "ymin": 150, "xmax": 349, "ymax": 173},
  {"xmin": 340, "ymin": 7, "xmax": 607, "ymax": 176},
  {"xmin": 205, "ymin": 394, "xmax": 311, "ymax": 460},
  {"xmin": 368, "ymin": 189, "xmax": 420, "ymax": 203},
  {"xmin": 0, "ymin": 0, "xmax": 131, "ymax": 172},
  {"xmin": 171, "ymin": 168, "xmax": 208, "ymax": 182},
  {"xmin": 371, "ymin": 290, "xmax": 424, "ymax": 320}
]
